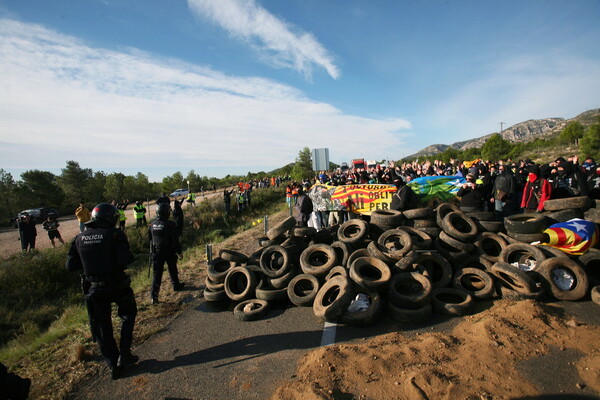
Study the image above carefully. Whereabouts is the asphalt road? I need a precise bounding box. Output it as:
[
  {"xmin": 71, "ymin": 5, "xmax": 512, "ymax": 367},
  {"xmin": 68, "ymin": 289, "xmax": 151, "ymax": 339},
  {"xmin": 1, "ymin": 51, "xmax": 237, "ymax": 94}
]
[{"xmin": 70, "ymin": 291, "xmax": 600, "ymax": 400}]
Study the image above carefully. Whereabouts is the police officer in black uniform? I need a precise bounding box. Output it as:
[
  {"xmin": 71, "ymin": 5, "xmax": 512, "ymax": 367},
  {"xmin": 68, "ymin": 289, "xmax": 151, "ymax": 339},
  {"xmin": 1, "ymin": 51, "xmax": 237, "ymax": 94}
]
[
  {"xmin": 149, "ymin": 203, "xmax": 184, "ymax": 304},
  {"xmin": 65, "ymin": 203, "xmax": 138, "ymax": 380}
]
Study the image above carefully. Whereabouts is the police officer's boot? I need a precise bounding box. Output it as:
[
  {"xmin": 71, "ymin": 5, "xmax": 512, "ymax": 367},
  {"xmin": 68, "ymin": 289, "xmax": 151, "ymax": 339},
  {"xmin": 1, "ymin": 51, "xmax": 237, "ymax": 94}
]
[{"xmin": 118, "ymin": 351, "xmax": 139, "ymax": 368}]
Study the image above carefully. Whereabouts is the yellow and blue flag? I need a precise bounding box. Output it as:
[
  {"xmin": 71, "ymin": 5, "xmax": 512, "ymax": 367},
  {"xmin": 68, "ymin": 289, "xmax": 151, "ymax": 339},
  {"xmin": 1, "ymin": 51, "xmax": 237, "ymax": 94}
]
[{"xmin": 541, "ymin": 218, "xmax": 599, "ymax": 255}]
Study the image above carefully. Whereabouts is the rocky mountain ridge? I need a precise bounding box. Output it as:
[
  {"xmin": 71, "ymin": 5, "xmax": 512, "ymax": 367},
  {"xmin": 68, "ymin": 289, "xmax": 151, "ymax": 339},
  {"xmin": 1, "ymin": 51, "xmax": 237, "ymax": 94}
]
[{"xmin": 407, "ymin": 108, "xmax": 600, "ymax": 159}]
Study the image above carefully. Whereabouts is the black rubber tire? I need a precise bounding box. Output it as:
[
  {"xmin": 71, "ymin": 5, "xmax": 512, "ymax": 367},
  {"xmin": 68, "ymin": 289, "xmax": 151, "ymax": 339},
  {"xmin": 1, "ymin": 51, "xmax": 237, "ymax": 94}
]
[
  {"xmin": 413, "ymin": 252, "xmax": 453, "ymax": 288},
  {"xmin": 431, "ymin": 288, "xmax": 473, "ymax": 316},
  {"xmin": 499, "ymin": 243, "xmax": 546, "ymax": 266},
  {"xmin": 544, "ymin": 209, "xmax": 582, "ymax": 225},
  {"xmin": 300, "ymin": 244, "xmax": 337, "ymax": 278},
  {"xmin": 411, "ymin": 219, "xmax": 438, "ymax": 229},
  {"xmin": 387, "ymin": 302, "xmax": 432, "ymax": 323},
  {"xmin": 441, "ymin": 212, "xmax": 478, "ymax": 242},
  {"xmin": 346, "ymin": 248, "xmax": 371, "ymax": 270},
  {"xmin": 591, "ymin": 286, "xmax": 600, "ymax": 305},
  {"xmin": 366, "ymin": 240, "xmax": 396, "ymax": 264},
  {"xmin": 491, "ymin": 262, "xmax": 536, "ymax": 294},
  {"xmin": 325, "ymin": 266, "xmax": 348, "ymax": 281},
  {"xmin": 266, "ymin": 216, "xmax": 296, "ymax": 240},
  {"xmin": 465, "ymin": 211, "xmax": 496, "ymax": 221},
  {"xmin": 207, "ymin": 257, "xmax": 234, "ymax": 283},
  {"xmin": 233, "ymin": 299, "xmax": 269, "ymax": 321},
  {"xmin": 259, "ymin": 245, "xmax": 292, "ymax": 278},
  {"xmin": 397, "ymin": 226, "xmax": 433, "ymax": 250},
  {"xmin": 578, "ymin": 251, "xmax": 600, "ymax": 287},
  {"xmin": 435, "ymin": 203, "xmax": 461, "ymax": 227},
  {"xmin": 543, "ymin": 196, "xmax": 591, "ymax": 211},
  {"xmin": 462, "ymin": 255, "xmax": 494, "ymax": 272},
  {"xmin": 370, "ymin": 209, "xmax": 404, "ymax": 226},
  {"xmin": 506, "ymin": 232, "xmax": 548, "ymax": 244},
  {"xmin": 338, "ymin": 291, "xmax": 384, "ymax": 326},
  {"xmin": 498, "ymin": 231, "xmax": 519, "ymax": 245},
  {"xmin": 439, "ymin": 230, "xmax": 474, "ymax": 252},
  {"xmin": 224, "ymin": 266, "xmax": 258, "ymax": 302},
  {"xmin": 219, "ymin": 249, "xmax": 248, "ymax": 264},
  {"xmin": 268, "ymin": 267, "xmax": 297, "ymax": 289},
  {"xmin": 258, "ymin": 235, "xmax": 285, "ymax": 248},
  {"xmin": 349, "ymin": 256, "xmax": 392, "ymax": 292},
  {"xmin": 475, "ymin": 232, "xmax": 507, "ymax": 263},
  {"xmin": 536, "ymin": 257, "xmax": 589, "ymax": 301},
  {"xmin": 536, "ymin": 245, "xmax": 569, "ymax": 259},
  {"xmin": 203, "ymin": 287, "xmax": 228, "ymax": 302},
  {"xmin": 337, "ymin": 219, "xmax": 369, "ymax": 246},
  {"xmin": 387, "ymin": 271, "xmax": 432, "ymax": 308},
  {"xmin": 331, "ymin": 241, "xmax": 352, "ymax": 267},
  {"xmin": 311, "ymin": 229, "xmax": 334, "ymax": 245},
  {"xmin": 204, "ymin": 276, "xmax": 224, "ymax": 291},
  {"xmin": 403, "ymin": 208, "xmax": 434, "ymax": 220},
  {"xmin": 419, "ymin": 227, "xmax": 441, "ymax": 238},
  {"xmin": 433, "ymin": 237, "xmax": 470, "ymax": 265},
  {"xmin": 293, "ymin": 226, "xmax": 317, "ymax": 238},
  {"xmin": 377, "ymin": 229, "xmax": 414, "ymax": 258},
  {"xmin": 584, "ymin": 208, "xmax": 600, "ymax": 224},
  {"xmin": 312, "ymin": 275, "xmax": 355, "ymax": 322},
  {"xmin": 475, "ymin": 220, "xmax": 505, "ymax": 233},
  {"xmin": 498, "ymin": 285, "xmax": 545, "ymax": 301},
  {"xmin": 287, "ymin": 274, "xmax": 320, "ymax": 306},
  {"xmin": 452, "ymin": 268, "xmax": 495, "ymax": 300},
  {"xmin": 504, "ymin": 213, "xmax": 547, "ymax": 235},
  {"xmin": 393, "ymin": 250, "xmax": 416, "ymax": 272},
  {"xmin": 255, "ymin": 281, "xmax": 289, "ymax": 302}
]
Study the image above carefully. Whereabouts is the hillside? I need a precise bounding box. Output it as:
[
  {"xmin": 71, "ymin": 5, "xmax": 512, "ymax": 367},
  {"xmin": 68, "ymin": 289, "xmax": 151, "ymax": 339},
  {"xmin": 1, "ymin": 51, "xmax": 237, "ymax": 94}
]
[{"xmin": 408, "ymin": 108, "xmax": 600, "ymax": 158}]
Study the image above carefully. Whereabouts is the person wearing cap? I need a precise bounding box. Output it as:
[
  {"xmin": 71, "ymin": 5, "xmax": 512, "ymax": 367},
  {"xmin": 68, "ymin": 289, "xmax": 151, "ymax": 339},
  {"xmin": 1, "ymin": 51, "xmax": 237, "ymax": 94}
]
[
  {"xmin": 457, "ymin": 173, "xmax": 485, "ymax": 212},
  {"xmin": 521, "ymin": 166, "xmax": 551, "ymax": 213},
  {"xmin": 75, "ymin": 201, "xmax": 91, "ymax": 232},
  {"xmin": 66, "ymin": 203, "xmax": 138, "ymax": 380},
  {"xmin": 390, "ymin": 177, "xmax": 418, "ymax": 212}
]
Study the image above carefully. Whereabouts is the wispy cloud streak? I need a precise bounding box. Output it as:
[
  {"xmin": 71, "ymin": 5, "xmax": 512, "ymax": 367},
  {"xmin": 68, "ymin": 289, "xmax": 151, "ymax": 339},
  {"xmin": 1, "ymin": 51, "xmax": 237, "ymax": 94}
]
[
  {"xmin": 187, "ymin": 0, "xmax": 340, "ymax": 79},
  {"xmin": 0, "ymin": 19, "xmax": 408, "ymax": 172}
]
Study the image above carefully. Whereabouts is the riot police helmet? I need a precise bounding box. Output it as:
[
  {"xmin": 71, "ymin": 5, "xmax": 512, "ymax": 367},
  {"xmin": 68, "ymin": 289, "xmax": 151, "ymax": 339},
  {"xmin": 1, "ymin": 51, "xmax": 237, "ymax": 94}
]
[
  {"xmin": 156, "ymin": 203, "xmax": 171, "ymax": 219},
  {"xmin": 87, "ymin": 203, "xmax": 119, "ymax": 228}
]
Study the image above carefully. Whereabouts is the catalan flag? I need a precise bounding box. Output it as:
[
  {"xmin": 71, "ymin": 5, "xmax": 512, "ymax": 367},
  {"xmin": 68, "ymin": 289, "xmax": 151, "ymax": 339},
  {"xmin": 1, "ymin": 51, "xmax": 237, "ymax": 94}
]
[{"xmin": 541, "ymin": 218, "xmax": 599, "ymax": 255}]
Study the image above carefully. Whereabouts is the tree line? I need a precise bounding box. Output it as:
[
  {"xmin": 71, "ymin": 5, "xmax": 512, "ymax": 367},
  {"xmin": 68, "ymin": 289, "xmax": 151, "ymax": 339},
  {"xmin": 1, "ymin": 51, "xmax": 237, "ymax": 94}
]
[{"xmin": 0, "ymin": 160, "xmax": 278, "ymax": 225}]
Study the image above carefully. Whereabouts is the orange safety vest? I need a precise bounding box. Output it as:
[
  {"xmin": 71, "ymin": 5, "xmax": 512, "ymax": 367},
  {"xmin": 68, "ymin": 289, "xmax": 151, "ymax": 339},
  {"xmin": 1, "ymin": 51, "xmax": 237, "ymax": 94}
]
[{"xmin": 291, "ymin": 187, "xmax": 299, "ymax": 196}]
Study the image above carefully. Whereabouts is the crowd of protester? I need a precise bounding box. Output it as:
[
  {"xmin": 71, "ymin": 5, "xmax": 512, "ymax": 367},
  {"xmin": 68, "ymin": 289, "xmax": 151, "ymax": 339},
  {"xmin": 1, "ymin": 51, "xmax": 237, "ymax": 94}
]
[{"xmin": 283, "ymin": 155, "xmax": 600, "ymax": 229}]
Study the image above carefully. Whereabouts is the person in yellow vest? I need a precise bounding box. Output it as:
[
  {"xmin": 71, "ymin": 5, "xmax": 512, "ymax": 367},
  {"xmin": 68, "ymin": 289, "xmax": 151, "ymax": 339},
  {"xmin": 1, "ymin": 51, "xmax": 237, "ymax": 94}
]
[
  {"xmin": 186, "ymin": 192, "xmax": 196, "ymax": 206},
  {"xmin": 133, "ymin": 201, "xmax": 147, "ymax": 227},
  {"xmin": 114, "ymin": 200, "xmax": 129, "ymax": 231},
  {"xmin": 75, "ymin": 201, "xmax": 92, "ymax": 232}
]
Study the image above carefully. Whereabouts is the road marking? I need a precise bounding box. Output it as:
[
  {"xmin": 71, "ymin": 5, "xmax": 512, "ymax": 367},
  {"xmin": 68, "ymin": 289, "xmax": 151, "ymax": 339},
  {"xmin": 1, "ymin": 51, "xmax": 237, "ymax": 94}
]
[{"xmin": 320, "ymin": 321, "xmax": 337, "ymax": 346}]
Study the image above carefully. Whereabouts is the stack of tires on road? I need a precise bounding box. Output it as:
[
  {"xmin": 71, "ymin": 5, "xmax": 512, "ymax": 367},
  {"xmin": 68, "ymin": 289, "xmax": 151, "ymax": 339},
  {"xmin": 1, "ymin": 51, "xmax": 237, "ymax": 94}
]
[{"xmin": 203, "ymin": 195, "xmax": 600, "ymax": 323}]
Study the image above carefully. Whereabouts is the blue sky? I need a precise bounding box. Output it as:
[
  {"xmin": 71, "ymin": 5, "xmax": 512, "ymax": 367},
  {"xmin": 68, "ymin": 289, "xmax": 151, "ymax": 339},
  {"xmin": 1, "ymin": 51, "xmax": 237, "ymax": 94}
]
[{"xmin": 1, "ymin": 0, "xmax": 599, "ymax": 181}]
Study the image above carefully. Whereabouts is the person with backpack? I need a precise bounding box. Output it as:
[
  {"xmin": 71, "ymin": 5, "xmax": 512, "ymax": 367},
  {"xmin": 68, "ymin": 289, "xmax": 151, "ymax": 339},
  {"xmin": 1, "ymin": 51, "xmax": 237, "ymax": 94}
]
[{"xmin": 148, "ymin": 203, "xmax": 184, "ymax": 304}]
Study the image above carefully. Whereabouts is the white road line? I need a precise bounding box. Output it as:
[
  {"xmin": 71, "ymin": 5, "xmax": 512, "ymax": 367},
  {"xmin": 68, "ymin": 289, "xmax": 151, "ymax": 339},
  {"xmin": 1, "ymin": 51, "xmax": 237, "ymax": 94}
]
[{"xmin": 320, "ymin": 321, "xmax": 337, "ymax": 346}]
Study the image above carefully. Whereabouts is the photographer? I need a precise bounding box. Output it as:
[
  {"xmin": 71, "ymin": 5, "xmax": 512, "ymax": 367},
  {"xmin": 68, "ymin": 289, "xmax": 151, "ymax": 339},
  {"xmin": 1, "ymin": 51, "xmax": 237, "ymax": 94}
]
[{"xmin": 457, "ymin": 173, "xmax": 484, "ymax": 212}]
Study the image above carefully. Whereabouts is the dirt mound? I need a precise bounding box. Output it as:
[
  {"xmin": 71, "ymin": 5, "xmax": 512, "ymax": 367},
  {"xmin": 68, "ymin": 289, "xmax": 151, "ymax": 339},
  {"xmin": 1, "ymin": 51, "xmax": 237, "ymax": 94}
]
[{"xmin": 271, "ymin": 300, "xmax": 600, "ymax": 400}]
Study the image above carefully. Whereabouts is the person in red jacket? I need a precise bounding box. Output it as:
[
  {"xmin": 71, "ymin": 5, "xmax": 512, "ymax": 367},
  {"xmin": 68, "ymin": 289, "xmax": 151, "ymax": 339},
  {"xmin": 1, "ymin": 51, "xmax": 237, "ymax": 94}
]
[{"xmin": 520, "ymin": 166, "xmax": 552, "ymax": 213}]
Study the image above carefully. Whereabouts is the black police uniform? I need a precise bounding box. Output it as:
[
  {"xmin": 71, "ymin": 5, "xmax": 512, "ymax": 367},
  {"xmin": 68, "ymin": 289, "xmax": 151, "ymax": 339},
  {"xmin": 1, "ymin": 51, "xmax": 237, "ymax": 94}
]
[
  {"xmin": 149, "ymin": 217, "xmax": 182, "ymax": 302},
  {"xmin": 172, "ymin": 198, "xmax": 184, "ymax": 237},
  {"xmin": 65, "ymin": 225, "xmax": 137, "ymax": 374}
]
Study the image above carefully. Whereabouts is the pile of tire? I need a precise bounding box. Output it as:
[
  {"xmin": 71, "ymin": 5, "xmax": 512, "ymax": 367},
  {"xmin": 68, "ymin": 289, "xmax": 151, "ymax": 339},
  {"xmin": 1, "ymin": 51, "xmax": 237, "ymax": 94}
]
[{"xmin": 205, "ymin": 200, "xmax": 600, "ymax": 323}]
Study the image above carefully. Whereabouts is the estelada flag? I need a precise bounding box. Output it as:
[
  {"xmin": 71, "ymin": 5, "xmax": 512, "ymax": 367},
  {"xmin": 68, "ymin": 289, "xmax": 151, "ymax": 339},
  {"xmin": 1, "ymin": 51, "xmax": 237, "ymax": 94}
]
[{"xmin": 541, "ymin": 218, "xmax": 599, "ymax": 255}]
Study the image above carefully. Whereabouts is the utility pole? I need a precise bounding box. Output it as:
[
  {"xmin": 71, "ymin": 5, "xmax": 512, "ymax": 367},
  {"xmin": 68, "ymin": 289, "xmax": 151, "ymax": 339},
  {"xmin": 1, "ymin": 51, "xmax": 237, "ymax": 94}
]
[{"xmin": 499, "ymin": 122, "xmax": 505, "ymax": 134}]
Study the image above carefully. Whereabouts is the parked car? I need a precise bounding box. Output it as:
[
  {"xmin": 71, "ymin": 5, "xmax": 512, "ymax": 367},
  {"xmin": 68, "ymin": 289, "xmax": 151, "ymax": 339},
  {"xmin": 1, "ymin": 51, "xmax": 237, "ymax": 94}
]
[
  {"xmin": 170, "ymin": 188, "xmax": 190, "ymax": 197},
  {"xmin": 14, "ymin": 207, "xmax": 60, "ymax": 226}
]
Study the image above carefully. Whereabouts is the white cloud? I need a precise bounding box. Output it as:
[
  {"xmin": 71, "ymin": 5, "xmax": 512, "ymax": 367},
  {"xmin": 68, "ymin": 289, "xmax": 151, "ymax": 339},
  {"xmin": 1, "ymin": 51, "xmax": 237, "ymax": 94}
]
[
  {"xmin": 430, "ymin": 54, "xmax": 600, "ymax": 141},
  {"xmin": 187, "ymin": 0, "xmax": 340, "ymax": 80},
  {"xmin": 0, "ymin": 19, "xmax": 408, "ymax": 175}
]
